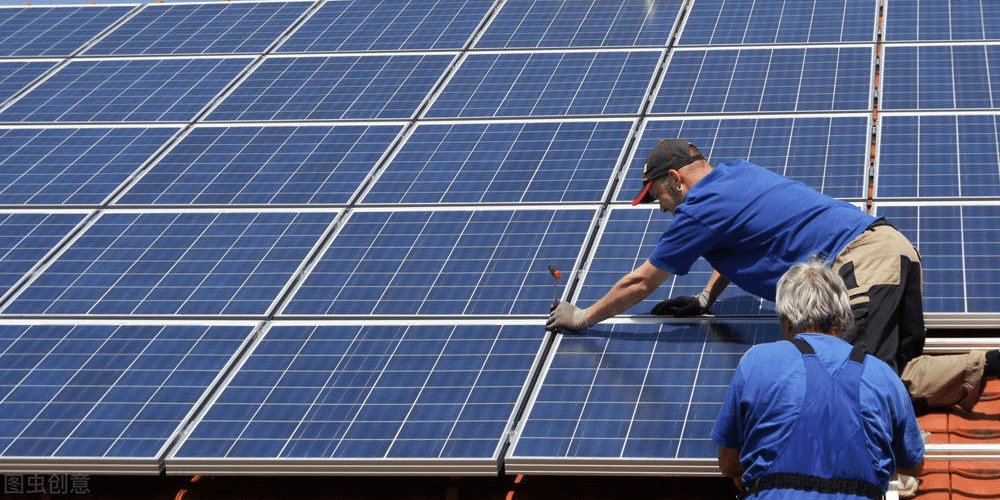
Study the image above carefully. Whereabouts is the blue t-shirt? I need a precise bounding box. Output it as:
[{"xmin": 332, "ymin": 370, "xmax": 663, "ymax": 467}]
[
  {"xmin": 711, "ymin": 334, "xmax": 925, "ymax": 498},
  {"xmin": 648, "ymin": 160, "xmax": 875, "ymax": 300}
]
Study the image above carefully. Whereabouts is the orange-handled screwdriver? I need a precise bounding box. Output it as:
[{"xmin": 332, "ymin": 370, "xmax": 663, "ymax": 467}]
[{"xmin": 548, "ymin": 263, "xmax": 561, "ymax": 306}]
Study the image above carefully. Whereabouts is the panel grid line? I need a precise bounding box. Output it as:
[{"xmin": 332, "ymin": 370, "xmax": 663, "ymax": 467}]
[{"xmin": 674, "ymin": 337, "xmax": 707, "ymax": 460}]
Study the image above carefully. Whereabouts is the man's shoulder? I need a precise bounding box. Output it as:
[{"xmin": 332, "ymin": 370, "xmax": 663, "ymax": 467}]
[
  {"xmin": 739, "ymin": 340, "xmax": 801, "ymax": 369},
  {"xmin": 860, "ymin": 352, "xmax": 906, "ymax": 382}
]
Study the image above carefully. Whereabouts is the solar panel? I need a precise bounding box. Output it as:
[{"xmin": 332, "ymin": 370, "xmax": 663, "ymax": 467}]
[
  {"xmin": 359, "ymin": 120, "xmax": 633, "ymax": 205},
  {"xmin": 115, "ymin": 123, "xmax": 404, "ymax": 206},
  {"xmin": 281, "ymin": 208, "xmax": 597, "ymax": 317},
  {"xmin": 277, "ymin": 0, "xmax": 492, "ymax": 52},
  {"xmin": 677, "ymin": 0, "xmax": 877, "ymax": 45},
  {"xmin": 652, "ymin": 46, "xmax": 874, "ymax": 114},
  {"xmin": 0, "ymin": 127, "xmax": 180, "ymax": 206},
  {"xmin": 875, "ymin": 203, "xmax": 1000, "ymax": 314},
  {"xmin": 1, "ymin": 0, "xmax": 998, "ymax": 480},
  {"xmin": 880, "ymin": 44, "xmax": 1000, "ymax": 110},
  {"xmin": 206, "ymin": 54, "xmax": 453, "ymax": 121},
  {"xmin": 884, "ymin": 0, "xmax": 1000, "ymax": 41},
  {"xmin": 0, "ymin": 323, "xmax": 254, "ymax": 474},
  {"xmin": 505, "ymin": 319, "xmax": 781, "ymax": 474},
  {"xmin": 0, "ymin": 61, "xmax": 58, "ymax": 107},
  {"xmin": 877, "ymin": 114, "xmax": 1000, "ymax": 198},
  {"xmin": 615, "ymin": 117, "xmax": 871, "ymax": 201},
  {"xmin": 83, "ymin": 2, "xmax": 312, "ymax": 56},
  {"xmin": 0, "ymin": 211, "xmax": 87, "ymax": 304},
  {"xmin": 2, "ymin": 210, "xmax": 336, "ymax": 317},
  {"xmin": 167, "ymin": 322, "xmax": 544, "ymax": 475},
  {"xmin": 0, "ymin": 58, "xmax": 252, "ymax": 123},
  {"xmin": 423, "ymin": 50, "xmax": 661, "ymax": 118},
  {"xmin": 474, "ymin": 0, "xmax": 683, "ymax": 49},
  {"xmin": 575, "ymin": 207, "xmax": 773, "ymax": 318},
  {"xmin": 0, "ymin": 6, "xmax": 132, "ymax": 57}
]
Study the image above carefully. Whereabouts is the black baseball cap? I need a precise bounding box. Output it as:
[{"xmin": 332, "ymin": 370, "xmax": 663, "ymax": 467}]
[{"xmin": 631, "ymin": 139, "xmax": 704, "ymax": 206}]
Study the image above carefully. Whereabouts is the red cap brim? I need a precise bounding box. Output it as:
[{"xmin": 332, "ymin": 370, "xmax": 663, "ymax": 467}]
[{"xmin": 631, "ymin": 181, "xmax": 652, "ymax": 206}]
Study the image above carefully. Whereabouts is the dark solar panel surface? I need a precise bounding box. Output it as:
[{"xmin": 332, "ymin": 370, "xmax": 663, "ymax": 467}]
[
  {"xmin": 0, "ymin": 61, "xmax": 58, "ymax": 106},
  {"xmin": 3, "ymin": 211, "xmax": 335, "ymax": 316},
  {"xmin": 475, "ymin": 0, "xmax": 683, "ymax": 49},
  {"xmin": 877, "ymin": 114, "xmax": 1000, "ymax": 198},
  {"xmin": 117, "ymin": 124, "xmax": 403, "ymax": 206},
  {"xmin": 0, "ymin": 6, "xmax": 132, "ymax": 57},
  {"xmin": 282, "ymin": 208, "xmax": 595, "ymax": 317},
  {"xmin": 206, "ymin": 54, "xmax": 453, "ymax": 121},
  {"xmin": 169, "ymin": 323, "xmax": 542, "ymax": 469},
  {"xmin": 876, "ymin": 204, "xmax": 1000, "ymax": 314},
  {"xmin": 361, "ymin": 120, "xmax": 632, "ymax": 205},
  {"xmin": 0, "ymin": 212, "xmax": 86, "ymax": 298},
  {"xmin": 84, "ymin": 2, "xmax": 312, "ymax": 56},
  {"xmin": 653, "ymin": 47, "xmax": 873, "ymax": 114},
  {"xmin": 881, "ymin": 45, "xmax": 1000, "ymax": 110},
  {"xmin": 278, "ymin": 0, "xmax": 491, "ymax": 52},
  {"xmin": 0, "ymin": 58, "xmax": 251, "ymax": 123},
  {"xmin": 507, "ymin": 321, "xmax": 780, "ymax": 471},
  {"xmin": 424, "ymin": 50, "xmax": 661, "ymax": 118},
  {"xmin": 679, "ymin": 0, "xmax": 876, "ymax": 45},
  {"xmin": 884, "ymin": 0, "xmax": 1000, "ymax": 41},
  {"xmin": 0, "ymin": 127, "xmax": 179, "ymax": 206},
  {"xmin": 0, "ymin": 323, "xmax": 250, "ymax": 466}
]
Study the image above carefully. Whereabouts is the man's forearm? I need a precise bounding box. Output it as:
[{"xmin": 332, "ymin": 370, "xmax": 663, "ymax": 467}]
[
  {"xmin": 584, "ymin": 262, "xmax": 670, "ymax": 325},
  {"xmin": 705, "ymin": 270, "xmax": 730, "ymax": 300}
]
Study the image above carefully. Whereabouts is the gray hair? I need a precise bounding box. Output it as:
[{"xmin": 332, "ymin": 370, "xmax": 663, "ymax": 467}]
[{"xmin": 775, "ymin": 255, "xmax": 854, "ymax": 334}]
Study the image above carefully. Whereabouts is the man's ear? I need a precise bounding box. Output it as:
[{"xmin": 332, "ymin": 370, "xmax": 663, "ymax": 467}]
[{"xmin": 667, "ymin": 168, "xmax": 682, "ymax": 187}]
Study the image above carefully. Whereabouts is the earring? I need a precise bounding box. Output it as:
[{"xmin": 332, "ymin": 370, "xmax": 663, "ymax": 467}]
[{"xmin": 675, "ymin": 185, "xmax": 682, "ymax": 192}]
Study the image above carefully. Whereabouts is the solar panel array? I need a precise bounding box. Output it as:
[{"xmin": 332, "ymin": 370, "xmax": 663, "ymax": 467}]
[{"xmin": 0, "ymin": 0, "xmax": 995, "ymax": 477}]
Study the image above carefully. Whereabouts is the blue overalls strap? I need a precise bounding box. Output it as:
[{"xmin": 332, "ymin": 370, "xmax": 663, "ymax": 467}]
[{"xmin": 741, "ymin": 337, "xmax": 882, "ymax": 500}]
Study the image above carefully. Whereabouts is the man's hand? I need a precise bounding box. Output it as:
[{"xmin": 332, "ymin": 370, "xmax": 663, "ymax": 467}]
[
  {"xmin": 650, "ymin": 289, "xmax": 713, "ymax": 317},
  {"xmin": 547, "ymin": 301, "xmax": 590, "ymax": 332}
]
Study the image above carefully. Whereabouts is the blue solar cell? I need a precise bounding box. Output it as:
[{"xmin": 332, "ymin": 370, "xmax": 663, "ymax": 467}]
[
  {"xmin": 0, "ymin": 127, "xmax": 179, "ymax": 205},
  {"xmin": 84, "ymin": 2, "xmax": 311, "ymax": 56},
  {"xmin": 170, "ymin": 323, "xmax": 542, "ymax": 466},
  {"xmin": 653, "ymin": 47, "xmax": 873, "ymax": 113},
  {"xmin": 277, "ymin": 0, "xmax": 492, "ymax": 52},
  {"xmin": 207, "ymin": 54, "xmax": 452, "ymax": 121},
  {"xmin": 0, "ymin": 61, "xmax": 57, "ymax": 106},
  {"xmin": 0, "ymin": 6, "xmax": 132, "ymax": 57},
  {"xmin": 576, "ymin": 207, "xmax": 772, "ymax": 317},
  {"xmin": 476, "ymin": 0, "xmax": 683, "ymax": 49},
  {"xmin": 678, "ymin": 0, "xmax": 876, "ymax": 45},
  {"xmin": 0, "ymin": 212, "xmax": 86, "ymax": 297},
  {"xmin": 3, "ymin": 211, "xmax": 336, "ymax": 316},
  {"xmin": 876, "ymin": 204, "xmax": 1000, "ymax": 314},
  {"xmin": 0, "ymin": 58, "xmax": 251, "ymax": 123},
  {"xmin": 361, "ymin": 120, "xmax": 632, "ymax": 204},
  {"xmin": 877, "ymin": 115, "xmax": 1000, "ymax": 198},
  {"xmin": 881, "ymin": 45, "xmax": 1000, "ymax": 110},
  {"xmin": 282, "ymin": 208, "xmax": 595, "ymax": 316},
  {"xmin": 507, "ymin": 321, "xmax": 780, "ymax": 466},
  {"xmin": 424, "ymin": 50, "xmax": 661, "ymax": 118},
  {"xmin": 117, "ymin": 124, "xmax": 403, "ymax": 205},
  {"xmin": 616, "ymin": 117, "xmax": 870, "ymax": 201},
  {"xmin": 0, "ymin": 323, "xmax": 250, "ymax": 466},
  {"xmin": 884, "ymin": 0, "xmax": 1000, "ymax": 41}
]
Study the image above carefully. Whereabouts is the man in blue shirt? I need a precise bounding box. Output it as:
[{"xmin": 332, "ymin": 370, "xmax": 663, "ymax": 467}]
[
  {"xmin": 712, "ymin": 256, "xmax": 924, "ymax": 499},
  {"xmin": 547, "ymin": 139, "xmax": 999, "ymax": 412}
]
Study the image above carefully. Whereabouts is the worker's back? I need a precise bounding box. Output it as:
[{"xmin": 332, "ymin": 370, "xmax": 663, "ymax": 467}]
[{"xmin": 712, "ymin": 333, "xmax": 924, "ymax": 499}]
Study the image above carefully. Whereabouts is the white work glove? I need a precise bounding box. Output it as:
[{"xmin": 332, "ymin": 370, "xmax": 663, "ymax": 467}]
[{"xmin": 546, "ymin": 301, "xmax": 590, "ymax": 332}]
